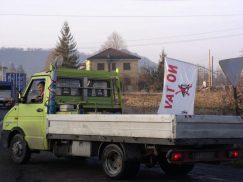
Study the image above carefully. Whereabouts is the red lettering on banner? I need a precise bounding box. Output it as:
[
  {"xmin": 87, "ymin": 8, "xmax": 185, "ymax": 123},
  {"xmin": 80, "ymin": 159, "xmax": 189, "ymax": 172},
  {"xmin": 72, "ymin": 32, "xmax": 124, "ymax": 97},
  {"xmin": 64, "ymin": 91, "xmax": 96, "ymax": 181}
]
[
  {"xmin": 164, "ymin": 64, "xmax": 178, "ymax": 109},
  {"xmin": 164, "ymin": 87, "xmax": 175, "ymax": 109},
  {"xmin": 168, "ymin": 64, "xmax": 178, "ymax": 74},
  {"xmin": 164, "ymin": 100, "xmax": 172, "ymax": 108},
  {"xmin": 167, "ymin": 74, "xmax": 176, "ymax": 82},
  {"xmin": 166, "ymin": 94, "xmax": 174, "ymax": 103},
  {"xmin": 167, "ymin": 86, "xmax": 174, "ymax": 93}
]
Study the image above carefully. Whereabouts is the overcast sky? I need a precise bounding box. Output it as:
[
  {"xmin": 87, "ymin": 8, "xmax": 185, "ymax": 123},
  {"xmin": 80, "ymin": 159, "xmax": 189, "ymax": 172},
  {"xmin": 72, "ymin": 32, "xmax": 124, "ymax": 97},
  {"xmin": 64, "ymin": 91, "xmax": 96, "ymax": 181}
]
[{"xmin": 1, "ymin": 0, "xmax": 243, "ymax": 68}]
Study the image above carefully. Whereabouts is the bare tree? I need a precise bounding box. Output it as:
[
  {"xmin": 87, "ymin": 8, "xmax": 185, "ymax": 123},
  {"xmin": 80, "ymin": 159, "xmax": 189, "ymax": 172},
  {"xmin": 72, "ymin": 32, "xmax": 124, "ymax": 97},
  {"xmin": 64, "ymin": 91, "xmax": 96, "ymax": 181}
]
[
  {"xmin": 44, "ymin": 50, "xmax": 57, "ymax": 71},
  {"xmin": 16, "ymin": 65, "xmax": 25, "ymax": 73},
  {"xmin": 213, "ymin": 68, "xmax": 228, "ymax": 87},
  {"xmin": 138, "ymin": 50, "xmax": 167, "ymax": 92},
  {"xmin": 8, "ymin": 63, "xmax": 16, "ymax": 73},
  {"xmin": 138, "ymin": 66, "xmax": 157, "ymax": 92},
  {"xmin": 100, "ymin": 32, "xmax": 127, "ymax": 51}
]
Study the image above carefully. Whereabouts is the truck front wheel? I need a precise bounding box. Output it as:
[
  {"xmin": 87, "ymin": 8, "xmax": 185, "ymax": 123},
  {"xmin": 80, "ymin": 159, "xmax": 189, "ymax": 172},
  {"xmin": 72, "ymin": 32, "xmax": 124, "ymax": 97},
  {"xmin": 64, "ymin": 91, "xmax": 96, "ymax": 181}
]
[
  {"xmin": 10, "ymin": 134, "xmax": 31, "ymax": 164},
  {"xmin": 101, "ymin": 144, "xmax": 140, "ymax": 179}
]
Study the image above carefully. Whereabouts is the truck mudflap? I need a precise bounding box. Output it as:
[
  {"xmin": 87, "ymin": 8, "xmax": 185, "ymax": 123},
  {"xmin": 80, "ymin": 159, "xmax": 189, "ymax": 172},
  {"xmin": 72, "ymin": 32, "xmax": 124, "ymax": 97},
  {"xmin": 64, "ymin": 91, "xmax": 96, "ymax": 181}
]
[
  {"xmin": 0, "ymin": 130, "xmax": 11, "ymax": 148},
  {"xmin": 166, "ymin": 148, "xmax": 242, "ymax": 164}
]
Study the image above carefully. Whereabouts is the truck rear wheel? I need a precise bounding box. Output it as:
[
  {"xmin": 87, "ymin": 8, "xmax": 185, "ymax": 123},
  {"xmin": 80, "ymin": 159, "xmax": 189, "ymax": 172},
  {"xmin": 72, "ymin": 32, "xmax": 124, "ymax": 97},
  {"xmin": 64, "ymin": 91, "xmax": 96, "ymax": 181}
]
[
  {"xmin": 159, "ymin": 155, "xmax": 194, "ymax": 176},
  {"xmin": 10, "ymin": 134, "xmax": 31, "ymax": 164},
  {"xmin": 101, "ymin": 144, "xmax": 140, "ymax": 179}
]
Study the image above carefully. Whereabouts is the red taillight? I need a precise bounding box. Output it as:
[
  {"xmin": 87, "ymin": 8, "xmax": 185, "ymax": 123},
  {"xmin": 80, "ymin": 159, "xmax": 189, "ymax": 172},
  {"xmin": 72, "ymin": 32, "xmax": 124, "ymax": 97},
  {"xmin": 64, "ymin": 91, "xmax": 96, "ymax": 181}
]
[
  {"xmin": 171, "ymin": 152, "xmax": 183, "ymax": 161},
  {"xmin": 229, "ymin": 151, "xmax": 239, "ymax": 158}
]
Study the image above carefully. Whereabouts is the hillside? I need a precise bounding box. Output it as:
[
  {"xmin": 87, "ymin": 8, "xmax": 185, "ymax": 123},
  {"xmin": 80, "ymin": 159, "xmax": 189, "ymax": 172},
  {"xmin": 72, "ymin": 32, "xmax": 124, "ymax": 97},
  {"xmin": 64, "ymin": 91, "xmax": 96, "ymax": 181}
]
[
  {"xmin": 0, "ymin": 48, "xmax": 89, "ymax": 75},
  {"xmin": 0, "ymin": 48, "xmax": 157, "ymax": 76}
]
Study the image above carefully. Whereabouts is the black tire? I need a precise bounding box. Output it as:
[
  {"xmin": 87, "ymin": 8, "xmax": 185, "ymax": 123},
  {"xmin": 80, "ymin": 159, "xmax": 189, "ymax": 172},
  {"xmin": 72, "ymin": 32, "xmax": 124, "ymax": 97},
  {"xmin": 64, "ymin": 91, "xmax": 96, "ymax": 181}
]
[
  {"xmin": 10, "ymin": 134, "xmax": 31, "ymax": 164},
  {"xmin": 159, "ymin": 155, "xmax": 194, "ymax": 176},
  {"xmin": 101, "ymin": 144, "xmax": 140, "ymax": 179}
]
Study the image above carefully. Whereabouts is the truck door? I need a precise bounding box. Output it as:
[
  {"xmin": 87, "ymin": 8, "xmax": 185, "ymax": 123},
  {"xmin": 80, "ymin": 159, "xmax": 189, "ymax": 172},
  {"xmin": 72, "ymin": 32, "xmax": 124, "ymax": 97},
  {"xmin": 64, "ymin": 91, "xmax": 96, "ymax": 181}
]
[{"xmin": 18, "ymin": 78, "xmax": 46, "ymax": 150}]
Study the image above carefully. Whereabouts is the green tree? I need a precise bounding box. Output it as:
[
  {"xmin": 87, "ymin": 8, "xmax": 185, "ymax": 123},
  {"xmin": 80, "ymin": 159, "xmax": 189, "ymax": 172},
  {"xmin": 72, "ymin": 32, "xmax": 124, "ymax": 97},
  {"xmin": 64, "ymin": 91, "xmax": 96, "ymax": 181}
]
[
  {"xmin": 155, "ymin": 49, "xmax": 166, "ymax": 90},
  {"xmin": 55, "ymin": 21, "xmax": 79, "ymax": 68}
]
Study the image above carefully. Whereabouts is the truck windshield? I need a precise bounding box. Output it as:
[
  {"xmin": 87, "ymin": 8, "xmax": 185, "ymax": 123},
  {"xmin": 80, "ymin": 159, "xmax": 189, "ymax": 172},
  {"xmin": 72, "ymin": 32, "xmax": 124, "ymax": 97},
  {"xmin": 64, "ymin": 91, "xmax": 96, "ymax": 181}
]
[{"xmin": 26, "ymin": 79, "xmax": 45, "ymax": 103}]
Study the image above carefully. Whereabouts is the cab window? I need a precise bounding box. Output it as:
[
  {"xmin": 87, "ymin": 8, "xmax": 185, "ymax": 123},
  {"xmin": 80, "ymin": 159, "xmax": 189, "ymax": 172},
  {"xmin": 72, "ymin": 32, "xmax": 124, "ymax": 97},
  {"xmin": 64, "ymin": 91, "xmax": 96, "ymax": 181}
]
[{"xmin": 25, "ymin": 79, "xmax": 45, "ymax": 103}]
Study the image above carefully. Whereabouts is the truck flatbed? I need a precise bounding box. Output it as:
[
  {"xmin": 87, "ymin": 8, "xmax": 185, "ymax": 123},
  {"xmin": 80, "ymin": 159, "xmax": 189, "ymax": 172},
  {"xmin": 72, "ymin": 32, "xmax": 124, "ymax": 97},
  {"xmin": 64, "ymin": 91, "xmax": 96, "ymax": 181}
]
[{"xmin": 47, "ymin": 114, "xmax": 243, "ymax": 146}]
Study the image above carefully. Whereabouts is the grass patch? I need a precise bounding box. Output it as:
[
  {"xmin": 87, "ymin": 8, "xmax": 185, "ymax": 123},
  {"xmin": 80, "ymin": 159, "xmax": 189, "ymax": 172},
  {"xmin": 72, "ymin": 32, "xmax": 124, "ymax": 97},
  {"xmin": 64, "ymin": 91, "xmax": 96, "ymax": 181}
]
[{"xmin": 123, "ymin": 90, "xmax": 237, "ymax": 115}]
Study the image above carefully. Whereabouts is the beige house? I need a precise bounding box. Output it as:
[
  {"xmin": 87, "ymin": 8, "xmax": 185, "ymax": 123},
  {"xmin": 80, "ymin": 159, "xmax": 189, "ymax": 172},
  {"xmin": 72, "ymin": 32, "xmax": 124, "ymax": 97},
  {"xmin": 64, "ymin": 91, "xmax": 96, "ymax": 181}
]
[{"xmin": 85, "ymin": 48, "xmax": 140, "ymax": 91}]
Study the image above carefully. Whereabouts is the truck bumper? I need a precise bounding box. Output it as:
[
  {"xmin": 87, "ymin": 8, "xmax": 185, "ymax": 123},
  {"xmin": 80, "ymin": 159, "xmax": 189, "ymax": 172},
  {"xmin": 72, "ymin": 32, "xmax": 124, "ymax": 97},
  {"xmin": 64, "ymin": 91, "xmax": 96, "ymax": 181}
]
[{"xmin": 0, "ymin": 130, "xmax": 10, "ymax": 148}]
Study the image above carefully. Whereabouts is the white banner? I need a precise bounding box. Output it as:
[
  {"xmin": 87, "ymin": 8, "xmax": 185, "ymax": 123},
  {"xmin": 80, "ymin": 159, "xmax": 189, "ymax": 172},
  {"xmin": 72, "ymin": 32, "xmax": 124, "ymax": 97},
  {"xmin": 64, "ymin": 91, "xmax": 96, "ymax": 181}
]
[{"xmin": 158, "ymin": 57, "xmax": 198, "ymax": 115}]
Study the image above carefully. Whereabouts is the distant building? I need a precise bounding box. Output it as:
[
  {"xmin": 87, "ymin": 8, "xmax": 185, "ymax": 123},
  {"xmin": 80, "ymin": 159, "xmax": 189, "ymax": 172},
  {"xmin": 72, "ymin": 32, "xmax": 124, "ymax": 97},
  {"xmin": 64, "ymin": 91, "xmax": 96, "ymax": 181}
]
[
  {"xmin": 6, "ymin": 72, "xmax": 27, "ymax": 92},
  {"xmin": 85, "ymin": 48, "xmax": 140, "ymax": 91},
  {"xmin": 0, "ymin": 65, "xmax": 8, "ymax": 81}
]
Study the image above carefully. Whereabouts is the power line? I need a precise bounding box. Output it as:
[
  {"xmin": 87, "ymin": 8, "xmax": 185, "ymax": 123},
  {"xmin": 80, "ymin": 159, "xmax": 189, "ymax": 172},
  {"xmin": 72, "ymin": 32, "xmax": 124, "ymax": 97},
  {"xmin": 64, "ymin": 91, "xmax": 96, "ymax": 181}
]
[
  {"xmin": 3, "ymin": 32, "xmax": 243, "ymax": 50},
  {"xmin": 125, "ymin": 26, "xmax": 243, "ymax": 42},
  {"xmin": 1, "ymin": 13, "xmax": 243, "ymax": 18},
  {"xmin": 81, "ymin": 26, "xmax": 243, "ymax": 45},
  {"xmin": 79, "ymin": 32, "xmax": 243, "ymax": 49},
  {"xmin": 127, "ymin": 33, "xmax": 243, "ymax": 47}
]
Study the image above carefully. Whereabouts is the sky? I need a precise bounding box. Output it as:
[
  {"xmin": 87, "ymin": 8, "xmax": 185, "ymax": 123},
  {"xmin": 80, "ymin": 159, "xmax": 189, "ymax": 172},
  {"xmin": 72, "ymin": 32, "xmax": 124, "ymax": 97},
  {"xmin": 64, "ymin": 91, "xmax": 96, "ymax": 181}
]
[{"xmin": 1, "ymin": 0, "xmax": 243, "ymax": 68}]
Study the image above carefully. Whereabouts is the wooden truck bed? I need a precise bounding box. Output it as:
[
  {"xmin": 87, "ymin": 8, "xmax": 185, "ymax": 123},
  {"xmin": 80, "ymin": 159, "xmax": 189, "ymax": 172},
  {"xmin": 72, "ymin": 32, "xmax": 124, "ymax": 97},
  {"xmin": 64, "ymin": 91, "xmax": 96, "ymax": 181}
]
[{"xmin": 47, "ymin": 114, "xmax": 243, "ymax": 145}]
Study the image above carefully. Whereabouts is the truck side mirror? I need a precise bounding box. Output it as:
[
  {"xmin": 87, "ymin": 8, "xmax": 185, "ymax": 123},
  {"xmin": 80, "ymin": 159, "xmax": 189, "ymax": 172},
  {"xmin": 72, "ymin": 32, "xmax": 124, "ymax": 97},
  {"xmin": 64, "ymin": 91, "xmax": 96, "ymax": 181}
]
[
  {"xmin": 17, "ymin": 93, "xmax": 25, "ymax": 103},
  {"xmin": 17, "ymin": 93, "xmax": 21, "ymax": 103},
  {"xmin": 17, "ymin": 97, "xmax": 24, "ymax": 103},
  {"xmin": 18, "ymin": 92, "xmax": 22, "ymax": 99},
  {"xmin": 16, "ymin": 87, "xmax": 22, "ymax": 97}
]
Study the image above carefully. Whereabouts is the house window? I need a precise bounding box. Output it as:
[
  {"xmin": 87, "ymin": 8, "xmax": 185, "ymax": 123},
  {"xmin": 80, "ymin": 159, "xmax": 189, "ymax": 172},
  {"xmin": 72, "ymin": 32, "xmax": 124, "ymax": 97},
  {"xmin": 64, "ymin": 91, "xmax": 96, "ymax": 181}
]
[
  {"xmin": 123, "ymin": 63, "xmax": 131, "ymax": 70},
  {"xmin": 97, "ymin": 63, "xmax": 105, "ymax": 70},
  {"xmin": 112, "ymin": 63, "xmax": 116, "ymax": 71}
]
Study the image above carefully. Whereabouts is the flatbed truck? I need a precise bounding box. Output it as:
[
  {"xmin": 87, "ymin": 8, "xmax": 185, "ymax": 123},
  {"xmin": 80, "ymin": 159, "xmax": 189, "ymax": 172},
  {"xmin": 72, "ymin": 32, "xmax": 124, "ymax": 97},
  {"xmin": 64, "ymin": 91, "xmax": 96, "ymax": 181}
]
[{"xmin": 1, "ymin": 67, "xmax": 243, "ymax": 179}]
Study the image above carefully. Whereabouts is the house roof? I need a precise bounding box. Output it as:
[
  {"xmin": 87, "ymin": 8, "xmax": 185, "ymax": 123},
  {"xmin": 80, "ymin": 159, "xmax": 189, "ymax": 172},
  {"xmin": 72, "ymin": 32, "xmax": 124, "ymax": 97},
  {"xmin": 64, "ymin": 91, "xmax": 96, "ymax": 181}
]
[{"xmin": 87, "ymin": 48, "xmax": 140, "ymax": 60}]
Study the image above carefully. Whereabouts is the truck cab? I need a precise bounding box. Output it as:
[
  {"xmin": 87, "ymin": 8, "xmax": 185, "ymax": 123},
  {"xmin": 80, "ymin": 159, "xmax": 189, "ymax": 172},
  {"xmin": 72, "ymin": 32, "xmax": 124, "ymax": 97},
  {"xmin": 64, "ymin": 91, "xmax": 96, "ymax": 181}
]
[{"xmin": 1, "ymin": 67, "xmax": 122, "ymax": 152}]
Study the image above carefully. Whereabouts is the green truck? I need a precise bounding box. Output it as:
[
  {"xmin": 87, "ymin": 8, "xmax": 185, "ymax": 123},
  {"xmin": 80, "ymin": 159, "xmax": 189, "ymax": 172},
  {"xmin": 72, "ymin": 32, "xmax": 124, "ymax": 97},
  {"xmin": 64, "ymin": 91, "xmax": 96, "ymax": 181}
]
[{"xmin": 1, "ymin": 66, "xmax": 243, "ymax": 179}]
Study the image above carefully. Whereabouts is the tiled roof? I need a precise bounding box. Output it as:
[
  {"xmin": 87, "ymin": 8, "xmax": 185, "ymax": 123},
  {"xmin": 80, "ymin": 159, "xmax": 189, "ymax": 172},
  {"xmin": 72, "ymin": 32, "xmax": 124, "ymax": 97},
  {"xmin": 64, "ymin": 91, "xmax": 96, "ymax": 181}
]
[{"xmin": 87, "ymin": 48, "xmax": 140, "ymax": 60}]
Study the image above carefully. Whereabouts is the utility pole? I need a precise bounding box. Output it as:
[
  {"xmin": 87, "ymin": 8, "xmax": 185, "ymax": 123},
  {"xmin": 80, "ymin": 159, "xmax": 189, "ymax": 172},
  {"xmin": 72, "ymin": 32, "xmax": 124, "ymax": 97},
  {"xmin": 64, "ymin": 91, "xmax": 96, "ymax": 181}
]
[
  {"xmin": 211, "ymin": 56, "xmax": 214, "ymax": 87},
  {"xmin": 208, "ymin": 49, "xmax": 211, "ymax": 88},
  {"xmin": 197, "ymin": 64, "xmax": 200, "ymax": 88}
]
